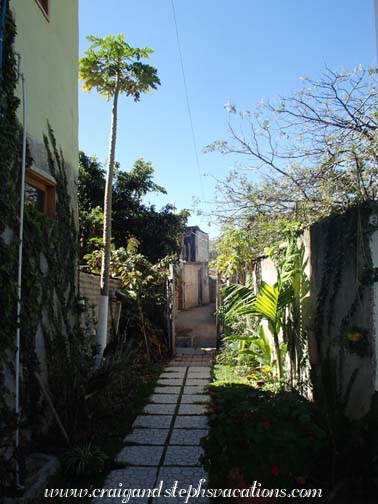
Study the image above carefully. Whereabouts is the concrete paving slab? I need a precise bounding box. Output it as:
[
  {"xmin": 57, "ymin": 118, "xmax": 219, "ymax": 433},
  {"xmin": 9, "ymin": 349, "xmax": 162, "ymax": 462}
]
[
  {"xmin": 93, "ymin": 467, "xmax": 158, "ymax": 503},
  {"xmin": 164, "ymin": 367, "xmax": 187, "ymax": 373},
  {"xmin": 185, "ymin": 379, "xmax": 210, "ymax": 386},
  {"xmin": 144, "ymin": 404, "xmax": 176, "ymax": 415},
  {"xmin": 163, "ymin": 446, "xmax": 203, "ymax": 466},
  {"xmin": 150, "ymin": 394, "xmax": 179, "ymax": 404},
  {"xmin": 183, "ymin": 385, "xmax": 207, "ymax": 394},
  {"xmin": 154, "ymin": 386, "xmax": 181, "ymax": 395},
  {"xmin": 174, "ymin": 416, "xmax": 208, "ymax": 429},
  {"xmin": 124, "ymin": 428, "xmax": 170, "ymax": 446},
  {"xmin": 116, "ymin": 445, "xmax": 164, "ymax": 466},
  {"xmin": 159, "ymin": 373, "xmax": 185, "ymax": 379},
  {"xmin": 187, "ymin": 371, "xmax": 211, "ymax": 379},
  {"xmin": 133, "ymin": 415, "xmax": 173, "ymax": 429},
  {"xmin": 178, "ymin": 404, "xmax": 208, "ymax": 415},
  {"xmin": 157, "ymin": 378, "xmax": 184, "ymax": 387},
  {"xmin": 169, "ymin": 429, "xmax": 208, "ymax": 446},
  {"xmin": 181, "ymin": 394, "xmax": 209, "ymax": 404},
  {"xmin": 154, "ymin": 467, "xmax": 208, "ymax": 503}
]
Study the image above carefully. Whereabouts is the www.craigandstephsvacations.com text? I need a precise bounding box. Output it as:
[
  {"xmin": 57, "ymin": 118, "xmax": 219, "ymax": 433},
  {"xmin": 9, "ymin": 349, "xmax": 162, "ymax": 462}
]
[{"xmin": 44, "ymin": 479, "xmax": 323, "ymax": 501}]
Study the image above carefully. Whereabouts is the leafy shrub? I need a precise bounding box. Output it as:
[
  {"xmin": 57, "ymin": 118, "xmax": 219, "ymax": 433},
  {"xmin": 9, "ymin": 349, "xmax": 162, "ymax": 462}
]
[
  {"xmin": 62, "ymin": 442, "xmax": 108, "ymax": 478},
  {"xmin": 202, "ymin": 385, "xmax": 327, "ymax": 488}
]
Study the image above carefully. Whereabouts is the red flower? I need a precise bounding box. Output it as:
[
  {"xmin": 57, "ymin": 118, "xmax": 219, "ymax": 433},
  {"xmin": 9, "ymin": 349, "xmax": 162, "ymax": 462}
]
[
  {"xmin": 262, "ymin": 419, "xmax": 271, "ymax": 428},
  {"xmin": 271, "ymin": 465, "xmax": 279, "ymax": 477},
  {"xmin": 257, "ymin": 381, "xmax": 265, "ymax": 387}
]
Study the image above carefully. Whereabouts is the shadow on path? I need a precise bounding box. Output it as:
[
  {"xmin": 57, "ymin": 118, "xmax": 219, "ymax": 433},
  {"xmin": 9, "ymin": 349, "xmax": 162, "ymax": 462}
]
[{"xmin": 175, "ymin": 303, "xmax": 216, "ymax": 350}]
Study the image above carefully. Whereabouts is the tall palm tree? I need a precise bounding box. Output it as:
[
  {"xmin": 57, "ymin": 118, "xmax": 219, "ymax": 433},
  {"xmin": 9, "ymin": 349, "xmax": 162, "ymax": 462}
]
[{"xmin": 79, "ymin": 35, "xmax": 160, "ymax": 358}]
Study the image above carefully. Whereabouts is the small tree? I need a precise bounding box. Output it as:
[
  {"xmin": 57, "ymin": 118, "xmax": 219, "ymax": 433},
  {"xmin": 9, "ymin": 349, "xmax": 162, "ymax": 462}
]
[
  {"xmin": 79, "ymin": 35, "xmax": 160, "ymax": 358},
  {"xmin": 206, "ymin": 66, "xmax": 378, "ymax": 229}
]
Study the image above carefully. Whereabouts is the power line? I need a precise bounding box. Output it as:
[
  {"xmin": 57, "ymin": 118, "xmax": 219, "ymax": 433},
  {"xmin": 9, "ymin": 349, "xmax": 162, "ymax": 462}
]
[{"xmin": 170, "ymin": 0, "xmax": 206, "ymax": 200}]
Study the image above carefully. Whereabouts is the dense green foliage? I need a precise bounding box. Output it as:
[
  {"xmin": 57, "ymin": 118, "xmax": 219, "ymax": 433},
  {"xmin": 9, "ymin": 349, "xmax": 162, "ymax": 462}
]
[
  {"xmin": 0, "ymin": 2, "xmax": 25, "ymax": 371},
  {"xmin": 203, "ymin": 364, "xmax": 378, "ymax": 502},
  {"xmin": 220, "ymin": 231, "xmax": 308, "ymax": 387},
  {"xmin": 23, "ymin": 125, "xmax": 94, "ymax": 440},
  {"xmin": 0, "ymin": 4, "xmax": 22, "ymax": 486},
  {"xmin": 78, "ymin": 152, "xmax": 189, "ymax": 263},
  {"xmin": 44, "ymin": 357, "xmax": 163, "ymax": 502},
  {"xmin": 85, "ymin": 237, "xmax": 171, "ymax": 360},
  {"xmin": 203, "ymin": 381, "xmax": 326, "ymax": 490}
]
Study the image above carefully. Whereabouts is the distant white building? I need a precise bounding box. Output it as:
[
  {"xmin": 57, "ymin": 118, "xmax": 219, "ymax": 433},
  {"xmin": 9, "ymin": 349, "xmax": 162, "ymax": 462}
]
[
  {"xmin": 182, "ymin": 226, "xmax": 209, "ymax": 263},
  {"xmin": 177, "ymin": 226, "xmax": 210, "ymax": 309}
]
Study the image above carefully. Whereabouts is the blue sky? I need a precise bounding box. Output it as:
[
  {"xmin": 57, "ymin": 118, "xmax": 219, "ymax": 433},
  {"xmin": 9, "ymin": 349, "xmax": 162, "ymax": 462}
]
[{"xmin": 79, "ymin": 0, "xmax": 376, "ymax": 238}]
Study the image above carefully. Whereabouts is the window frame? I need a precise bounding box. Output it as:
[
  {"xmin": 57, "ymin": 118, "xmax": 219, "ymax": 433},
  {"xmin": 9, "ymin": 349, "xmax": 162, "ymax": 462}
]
[
  {"xmin": 35, "ymin": 0, "xmax": 50, "ymax": 21},
  {"xmin": 25, "ymin": 167, "xmax": 56, "ymax": 218}
]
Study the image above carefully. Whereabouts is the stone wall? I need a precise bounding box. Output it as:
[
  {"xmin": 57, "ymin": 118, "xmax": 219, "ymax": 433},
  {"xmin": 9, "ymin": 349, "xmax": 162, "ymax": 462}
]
[{"xmin": 79, "ymin": 271, "xmax": 122, "ymax": 339}]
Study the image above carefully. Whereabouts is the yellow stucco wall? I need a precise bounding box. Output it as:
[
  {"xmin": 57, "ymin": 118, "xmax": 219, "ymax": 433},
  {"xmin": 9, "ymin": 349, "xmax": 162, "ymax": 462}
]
[{"xmin": 11, "ymin": 0, "xmax": 78, "ymax": 180}]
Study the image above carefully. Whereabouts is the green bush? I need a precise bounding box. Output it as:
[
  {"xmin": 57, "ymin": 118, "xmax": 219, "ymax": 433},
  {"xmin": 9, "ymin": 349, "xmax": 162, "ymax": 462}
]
[
  {"xmin": 202, "ymin": 385, "xmax": 327, "ymax": 488},
  {"xmin": 62, "ymin": 442, "xmax": 108, "ymax": 478}
]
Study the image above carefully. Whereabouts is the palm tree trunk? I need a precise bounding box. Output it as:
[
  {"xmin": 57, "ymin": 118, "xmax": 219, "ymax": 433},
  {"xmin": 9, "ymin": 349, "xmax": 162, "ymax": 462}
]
[{"xmin": 96, "ymin": 82, "xmax": 120, "ymax": 358}]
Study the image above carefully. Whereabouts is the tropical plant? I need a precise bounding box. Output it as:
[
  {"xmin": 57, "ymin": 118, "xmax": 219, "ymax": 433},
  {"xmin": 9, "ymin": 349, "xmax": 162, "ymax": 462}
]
[
  {"xmin": 79, "ymin": 34, "xmax": 160, "ymax": 358},
  {"xmin": 220, "ymin": 230, "xmax": 308, "ymax": 383},
  {"xmin": 62, "ymin": 442, "xmax": 108, "ymax": 477},
  {"xmin": 85, "ymin": 238, "xmax": 170, "ymax": 361},
  {"xmin": 222, "ymin": 282, "xmax": 290, "ymax": 381},
  {"xmin": 278, "ymin": 230, "xmax": 310, "ymax": 386}
]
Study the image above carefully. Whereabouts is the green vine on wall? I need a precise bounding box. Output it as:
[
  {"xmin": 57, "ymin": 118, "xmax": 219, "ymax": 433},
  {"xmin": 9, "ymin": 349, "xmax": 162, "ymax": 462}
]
[
  {"xmin": 0, "ymin": 1, "xmax": 22, "ymax": 372},
  {"xmin": 1, "ymin": 3, "xmax": 92, "ymax": 489},
  {"xmin": 313, "ymin": 203, "xmax": 377, "ymax": 410},
  {"xmin": 315, "ymin": 205, "xmax": 374, "ymax": 353},
  {"xmin": 20, "ymin": 123, "xmax": 93, "ymax": 436}
]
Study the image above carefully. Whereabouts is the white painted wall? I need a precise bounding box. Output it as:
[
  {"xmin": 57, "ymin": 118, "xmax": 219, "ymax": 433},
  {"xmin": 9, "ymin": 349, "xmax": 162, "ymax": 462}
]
[{"xmin": 179, "ymin": 263, "xmax": 210, "ymax": 309}]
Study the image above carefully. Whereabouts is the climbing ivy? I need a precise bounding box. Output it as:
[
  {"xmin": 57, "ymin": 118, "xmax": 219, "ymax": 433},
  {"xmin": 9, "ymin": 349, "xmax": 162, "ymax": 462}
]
[
  {"xmin": 20, "ymin": 123, "xmax": 94, "ymax": 436},
  {"xmin": 0, "ymin": 3, "xmax": 27, "ymax": 487},
  {"xmin": 0, "ymin": 1, "xmax": 21, "ymax": 374},
  {"xmin": 0, "ymin": 4, "xmax": 93, "ymax": 489},
  {"xmin": 312, "ymin": 203, "xmax": 378, "ymax": 408}
]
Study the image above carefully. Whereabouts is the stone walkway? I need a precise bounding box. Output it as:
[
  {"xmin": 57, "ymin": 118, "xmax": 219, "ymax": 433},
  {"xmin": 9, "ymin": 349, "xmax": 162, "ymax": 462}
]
[{"xmin": 94, "ymin": 351, "xmax": 214, "ymax": 503}]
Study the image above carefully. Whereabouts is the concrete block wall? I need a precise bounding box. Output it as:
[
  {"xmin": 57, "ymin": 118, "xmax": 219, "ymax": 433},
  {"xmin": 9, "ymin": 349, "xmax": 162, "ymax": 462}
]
[
  {"xmin": 79, "ymin": 271, "xmax": 122, "ymax": 338},
  {"xmin": 176, "ymin": 263, "xmax": 210, "ymax": 310},
  {"xmin": 251, "ymin": 204, "xmax": 378, "ymax": 417}
]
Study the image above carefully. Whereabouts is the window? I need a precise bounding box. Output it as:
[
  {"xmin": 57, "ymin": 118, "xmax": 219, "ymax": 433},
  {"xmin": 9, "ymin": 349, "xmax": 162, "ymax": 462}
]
[
  {"xmin": 25, "ymin": 168, "xmax": 56, "ymax": 218},
  {"xmin": 35, "ymin": 0, "xmax": 49, "ymax": 19}
]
